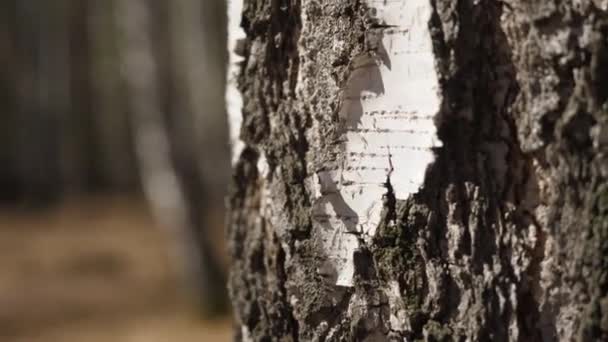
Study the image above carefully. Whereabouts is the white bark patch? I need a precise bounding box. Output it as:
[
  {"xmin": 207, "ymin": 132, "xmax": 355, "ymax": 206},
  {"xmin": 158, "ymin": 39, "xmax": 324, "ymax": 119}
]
[
  {"xmin": 227, "ymin": 0, "xmax": 246, "ymax": 164},
  {"xmin": 313, "ymin": 0, "xmax": 442, "ymax": 287}
]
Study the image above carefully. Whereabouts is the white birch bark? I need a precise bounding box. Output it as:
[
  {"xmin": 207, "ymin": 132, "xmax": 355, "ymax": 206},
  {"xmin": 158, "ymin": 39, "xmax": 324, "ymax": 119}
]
[
  {"xmin": 309, "ymin": 0, "xmax": 442, "ymax": 287},
  {"xmin": 227, "ymin": 0, "xmax": 246, "ymax": 164},
  {"xmin": 228, "ymin": 0, "xmax": 442, "ymax": 288}
]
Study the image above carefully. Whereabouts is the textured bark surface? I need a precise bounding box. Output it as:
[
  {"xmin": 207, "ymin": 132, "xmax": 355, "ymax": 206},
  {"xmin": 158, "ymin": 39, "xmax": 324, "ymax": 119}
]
[{"xmin": 228, "ymin": 0, "xmax": 608, "ymax": 341}]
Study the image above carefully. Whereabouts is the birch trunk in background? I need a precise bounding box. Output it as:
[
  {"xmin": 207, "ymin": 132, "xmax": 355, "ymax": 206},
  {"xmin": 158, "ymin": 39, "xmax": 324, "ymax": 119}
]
[
  {"xmin": 227, "ymin": 0, "xmax": 608, "ymax": 340},
  {"xmin": 116, "ymin": 0, "xmax": 226, "ymax": 314},
  {"xmin": 169, "ymin": 0, "xmax": 230, "ymax": 202}
]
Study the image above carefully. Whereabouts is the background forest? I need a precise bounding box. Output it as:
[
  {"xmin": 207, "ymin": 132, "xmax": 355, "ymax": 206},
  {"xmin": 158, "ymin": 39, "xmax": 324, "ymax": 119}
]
[{"xmin": 0, "ymin": 1, "xmax": 232, "ymax": 340}]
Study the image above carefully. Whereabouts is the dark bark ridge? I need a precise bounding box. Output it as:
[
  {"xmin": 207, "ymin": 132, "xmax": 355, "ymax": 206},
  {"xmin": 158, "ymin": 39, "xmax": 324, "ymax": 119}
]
[
  {"xmin": 229, "ymin": 0, "xmax": 608, "ymax": 341},
  {"xmin": 502, "ymin": 1, "xmax": 608, "ymax": 341},
  {"xmin": 229, "ymin": 0, "xmax": 305, "ymax": 340}
]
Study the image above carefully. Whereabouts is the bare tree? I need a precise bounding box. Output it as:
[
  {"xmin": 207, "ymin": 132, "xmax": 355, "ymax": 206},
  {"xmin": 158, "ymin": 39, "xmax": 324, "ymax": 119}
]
[{"xmin": 227, "ymin": 0, "xmax": 608, "ymax": 341}]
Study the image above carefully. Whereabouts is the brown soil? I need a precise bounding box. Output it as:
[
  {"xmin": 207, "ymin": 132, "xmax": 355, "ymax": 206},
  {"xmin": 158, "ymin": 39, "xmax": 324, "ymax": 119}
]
[{"xmin": 0, "ymin": 196, "xmax": 232, "ymax": 342}]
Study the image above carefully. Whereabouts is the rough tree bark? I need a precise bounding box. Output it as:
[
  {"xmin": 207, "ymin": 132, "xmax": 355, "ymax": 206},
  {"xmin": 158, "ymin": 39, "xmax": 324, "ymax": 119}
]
[{"xmin": 227, "ymin": 0, "xmax": 608, "ymax": 341}]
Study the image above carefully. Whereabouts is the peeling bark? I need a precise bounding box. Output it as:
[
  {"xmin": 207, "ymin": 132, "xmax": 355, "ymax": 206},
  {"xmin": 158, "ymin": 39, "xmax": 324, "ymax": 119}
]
[{"xmin": 228, "ymin": 0, "xmax": 608, "ymax": 341}]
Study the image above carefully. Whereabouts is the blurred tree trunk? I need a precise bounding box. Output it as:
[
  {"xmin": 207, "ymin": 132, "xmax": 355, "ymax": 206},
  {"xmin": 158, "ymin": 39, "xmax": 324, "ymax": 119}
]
[
  {"xmin": 0, "ymin": 0, "xmax": 19, "ymax": 201},
  {"xmin": 116, "ymin": 0, "xmax": 227, "ymax": 314},
  {"xmin": 0, "ymin": 0, "xmax": 139, "ymax": 203},
  {"xmin": 87, "ymin": 0, "xmax": 138, "ymax": 191},
  {"xmin": 165, "ymin": 0, "xmax": 231, "ymax": 268},
  {"xmin": 12, "ymin": 0, "xmax": 68, "ymax": 203},
  {"xmin": 227, "ymin": 1, "xmax": 608, "ymax": 341}
]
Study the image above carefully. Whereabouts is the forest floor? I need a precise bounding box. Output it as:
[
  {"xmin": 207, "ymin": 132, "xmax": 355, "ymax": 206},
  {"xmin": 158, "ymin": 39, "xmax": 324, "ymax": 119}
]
[{"xmin": 0, "ymin": 196, "xmax": 232, "ymax": 342}]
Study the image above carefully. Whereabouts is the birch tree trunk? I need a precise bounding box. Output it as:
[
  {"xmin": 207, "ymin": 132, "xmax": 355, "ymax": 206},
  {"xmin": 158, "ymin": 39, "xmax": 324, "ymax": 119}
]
[
  {"xmin": 227, "ymin": 0, "xmax": 608, "ymax": 341},
  {"xmin": 116, "ymin": 0, "xmax": 227, "ymax": 314}
]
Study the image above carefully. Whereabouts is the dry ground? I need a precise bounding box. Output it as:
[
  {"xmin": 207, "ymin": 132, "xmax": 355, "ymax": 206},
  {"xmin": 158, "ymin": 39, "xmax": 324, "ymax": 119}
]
[{"xmin": 0, "ymin": 196, "xmax": 232, "ymax": 342}]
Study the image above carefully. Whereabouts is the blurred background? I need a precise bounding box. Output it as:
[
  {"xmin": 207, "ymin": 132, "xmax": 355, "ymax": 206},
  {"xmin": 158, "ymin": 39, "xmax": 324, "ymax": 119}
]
[{"xmin": 0, "ymin": 0, "xmax": 232, "ymax": 341}]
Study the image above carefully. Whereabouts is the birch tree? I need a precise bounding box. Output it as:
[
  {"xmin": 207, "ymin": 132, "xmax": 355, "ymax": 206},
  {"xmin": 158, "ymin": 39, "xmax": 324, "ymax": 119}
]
[
  {"xmin": 227, "ymin": 0, "xmax": 608, "ymax": 340},
  {"xmin": 117, "ymin": 0, "xmax": 227, "ymax": 314}
]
